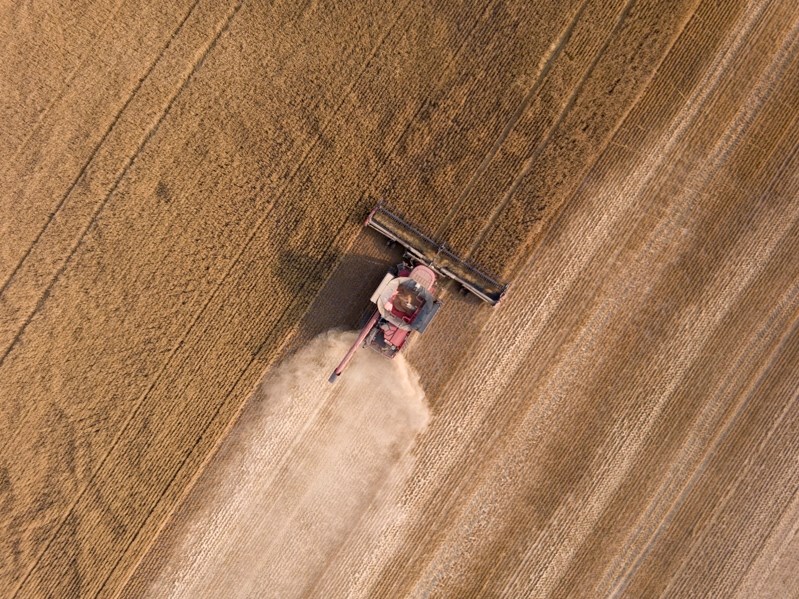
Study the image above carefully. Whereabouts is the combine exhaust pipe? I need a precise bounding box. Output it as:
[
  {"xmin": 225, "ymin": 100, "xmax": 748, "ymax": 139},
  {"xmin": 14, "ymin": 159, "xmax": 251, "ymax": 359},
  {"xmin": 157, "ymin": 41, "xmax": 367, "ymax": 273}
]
[{"xmin": 365, "ymin": 202, "xmax": 508, "ymax": 304}]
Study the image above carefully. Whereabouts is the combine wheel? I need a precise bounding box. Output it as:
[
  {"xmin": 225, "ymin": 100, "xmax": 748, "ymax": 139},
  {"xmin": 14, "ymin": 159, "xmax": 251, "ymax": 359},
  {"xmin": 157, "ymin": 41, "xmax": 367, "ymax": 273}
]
[{"xmin": 358, "ymin": 306, "xmax": 377, "ymax": 328}]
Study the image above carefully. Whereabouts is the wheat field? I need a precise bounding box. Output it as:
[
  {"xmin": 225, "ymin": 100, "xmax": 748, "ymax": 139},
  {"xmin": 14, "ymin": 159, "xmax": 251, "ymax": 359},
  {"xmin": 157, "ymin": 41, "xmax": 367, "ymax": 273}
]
[{"xmin": 1, "ymin": 0, "xmax": 797, "ymax": 597}]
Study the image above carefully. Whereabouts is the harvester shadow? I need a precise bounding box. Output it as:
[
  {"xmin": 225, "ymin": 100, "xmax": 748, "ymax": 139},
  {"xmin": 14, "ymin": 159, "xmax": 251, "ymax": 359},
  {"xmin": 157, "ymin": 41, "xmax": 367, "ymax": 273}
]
[{"xmin": 292, "ymin": 229, "xmax": 404, "ymax": 346}]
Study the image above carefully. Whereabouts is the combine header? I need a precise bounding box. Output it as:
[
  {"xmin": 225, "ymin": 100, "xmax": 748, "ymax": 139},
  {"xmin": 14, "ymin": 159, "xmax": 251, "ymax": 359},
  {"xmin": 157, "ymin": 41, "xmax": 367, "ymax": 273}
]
[{"xmin": 329, "ymin": 202, "xmax": 507, "ymax": 382}]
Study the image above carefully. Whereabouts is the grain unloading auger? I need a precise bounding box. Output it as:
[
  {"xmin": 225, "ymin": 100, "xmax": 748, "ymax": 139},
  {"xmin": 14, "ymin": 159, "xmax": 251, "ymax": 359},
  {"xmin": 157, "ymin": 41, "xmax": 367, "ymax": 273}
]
[{"xmin": 329, "ymin": 202, "xmax": 508, "ymax": 382}]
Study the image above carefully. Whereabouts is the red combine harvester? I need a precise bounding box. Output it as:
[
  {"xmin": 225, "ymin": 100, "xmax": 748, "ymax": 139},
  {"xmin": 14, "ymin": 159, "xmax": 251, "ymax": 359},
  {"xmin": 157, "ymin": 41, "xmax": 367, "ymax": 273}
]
[{"xmin": 329, "ymin": 203, "xmax": 507, "ymax": 382}]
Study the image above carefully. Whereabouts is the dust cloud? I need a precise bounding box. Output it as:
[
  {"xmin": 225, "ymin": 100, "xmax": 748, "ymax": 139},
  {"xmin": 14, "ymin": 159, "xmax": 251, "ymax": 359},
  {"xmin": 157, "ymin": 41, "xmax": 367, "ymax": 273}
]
[{"xmin": 144, "ymin": 331, "xmax": 429, "ymax": 599}]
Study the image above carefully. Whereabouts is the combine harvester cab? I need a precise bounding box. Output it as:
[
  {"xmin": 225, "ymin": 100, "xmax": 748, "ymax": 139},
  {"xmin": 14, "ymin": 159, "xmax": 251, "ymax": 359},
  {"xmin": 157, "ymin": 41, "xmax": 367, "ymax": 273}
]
[{"xmin": 329, "ymin": 202, "xmax": 507, "ymax": 383}]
